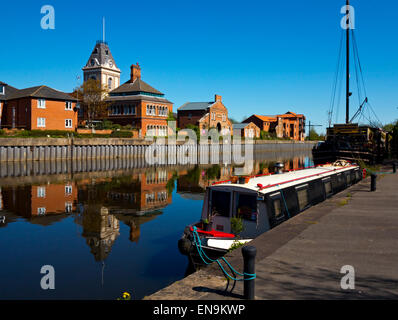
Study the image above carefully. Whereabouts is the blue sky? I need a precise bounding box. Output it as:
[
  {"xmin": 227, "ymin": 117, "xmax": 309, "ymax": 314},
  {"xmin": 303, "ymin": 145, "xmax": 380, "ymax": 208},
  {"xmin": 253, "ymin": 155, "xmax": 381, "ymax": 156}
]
[{"xmin": 1, "ymin": 0, "xmax": 397, "ymax": 133}]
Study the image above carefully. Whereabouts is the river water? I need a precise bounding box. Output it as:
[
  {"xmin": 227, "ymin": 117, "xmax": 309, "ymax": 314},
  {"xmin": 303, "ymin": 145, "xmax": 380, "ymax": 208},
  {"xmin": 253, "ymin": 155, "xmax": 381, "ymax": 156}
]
[{"xmin": 0, "ymin": 150, "xmax": 313, "ymax": 300}]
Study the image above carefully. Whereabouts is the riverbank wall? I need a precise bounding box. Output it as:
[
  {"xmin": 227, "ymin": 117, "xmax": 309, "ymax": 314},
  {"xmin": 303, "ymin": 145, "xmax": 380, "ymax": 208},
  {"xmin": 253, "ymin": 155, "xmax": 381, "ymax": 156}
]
[{"xmin": 0, "ymin": 138, "xmax": 316, "ymax": 163}]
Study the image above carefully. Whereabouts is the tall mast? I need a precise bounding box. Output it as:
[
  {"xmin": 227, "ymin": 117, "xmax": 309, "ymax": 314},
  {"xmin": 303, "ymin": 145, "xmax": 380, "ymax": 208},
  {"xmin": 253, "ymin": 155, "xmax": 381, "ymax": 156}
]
[{"xmin": 346, "ymin": 0, "xmax": 350, "ymax": 124}]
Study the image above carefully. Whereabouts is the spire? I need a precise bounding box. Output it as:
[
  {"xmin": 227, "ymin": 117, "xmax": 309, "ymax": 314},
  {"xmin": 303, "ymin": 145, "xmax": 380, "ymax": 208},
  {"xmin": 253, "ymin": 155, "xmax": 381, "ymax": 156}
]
[{"xmin": 103, "ymin": 17, "xmax": 106, "ymax": 43}]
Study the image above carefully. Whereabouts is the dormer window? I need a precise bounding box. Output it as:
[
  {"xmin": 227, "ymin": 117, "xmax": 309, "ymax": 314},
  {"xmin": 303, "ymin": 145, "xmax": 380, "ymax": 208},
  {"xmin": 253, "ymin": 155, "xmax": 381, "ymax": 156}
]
[
  {"xmin": 105, "ymin": 50, "xmax": 109, "ymax": 55},
  {"xmin": 0, "ymin": 85, "xmax": 4, "ymax": 95},
  {"xmin": 90, "ymin": 59, "xmax": 95, "ymax": 66}
]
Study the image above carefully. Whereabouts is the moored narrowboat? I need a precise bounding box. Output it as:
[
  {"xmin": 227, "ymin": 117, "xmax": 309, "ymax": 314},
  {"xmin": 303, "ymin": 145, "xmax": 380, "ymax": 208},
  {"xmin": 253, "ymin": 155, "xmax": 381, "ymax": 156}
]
[{"xmin": 178, "ymin": 160, "xmax": 362, "ymax": 267}]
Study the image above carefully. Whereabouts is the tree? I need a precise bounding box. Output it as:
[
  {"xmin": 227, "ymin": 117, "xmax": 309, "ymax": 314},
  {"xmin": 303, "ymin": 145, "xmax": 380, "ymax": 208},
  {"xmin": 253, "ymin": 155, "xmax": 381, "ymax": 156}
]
[
  {"xmin": 167, "ymin": 111, "xmax": 176, "ymax": 122},
  {"xmin": 306, "ymin": 128, "xmax": 325, "ymax": 141},
  {"xmin": 229, "ymin": 117, "xmax": 239, "ymax": 124},
  {"xmin": 73, "ymin": 79, "xmax": 110, "ymax": 126}
]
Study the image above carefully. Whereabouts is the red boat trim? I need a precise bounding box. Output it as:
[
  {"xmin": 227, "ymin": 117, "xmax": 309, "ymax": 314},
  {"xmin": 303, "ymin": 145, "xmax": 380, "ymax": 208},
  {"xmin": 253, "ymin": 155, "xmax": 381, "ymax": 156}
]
[{"xmin": 190, "ymin": 227, "xmax": 235, "ymax": 238}]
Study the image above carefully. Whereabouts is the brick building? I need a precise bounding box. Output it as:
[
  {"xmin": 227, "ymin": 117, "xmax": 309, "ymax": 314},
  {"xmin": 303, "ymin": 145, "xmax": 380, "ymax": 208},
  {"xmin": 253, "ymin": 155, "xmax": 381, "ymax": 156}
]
[
  {"xmin": 1, "ymin": 85, "xmax": 78, "ymax": 131},
  {"xmin": 0, "ymin": 82, "xmax": 19, "ymax": 128},
  {"xmin": 106, "ymin": 63, "xmax": 173, "ymax": 137},
  {"xmin": 243, "ymin": 111, "xmax": 306, "ymax": 141},
  {"xmin": 233, "ymin": 122, "xmax": 261, "ymax": 138},
  {"xmin": 177, "ymin": 95, "xmax": 232, "ymax": 135}
]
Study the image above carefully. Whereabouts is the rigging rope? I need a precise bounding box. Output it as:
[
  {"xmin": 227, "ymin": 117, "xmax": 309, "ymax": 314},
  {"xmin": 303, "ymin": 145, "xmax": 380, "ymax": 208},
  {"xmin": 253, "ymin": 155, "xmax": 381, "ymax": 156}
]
[{"xmin": 192, "ymin": 227, "xmax": 256, "ymax": 282}]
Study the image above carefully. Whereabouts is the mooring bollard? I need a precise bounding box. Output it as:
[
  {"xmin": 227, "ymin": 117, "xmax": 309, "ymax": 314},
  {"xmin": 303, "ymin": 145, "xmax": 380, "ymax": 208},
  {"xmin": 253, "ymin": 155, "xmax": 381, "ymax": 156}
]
[
  {"xmin": 371, "ymin": 174, "xmax": 377, "ymax": 192},
  {"xmin": 242, "ymin": 246, "xmax": 256, "ymax": 300}
]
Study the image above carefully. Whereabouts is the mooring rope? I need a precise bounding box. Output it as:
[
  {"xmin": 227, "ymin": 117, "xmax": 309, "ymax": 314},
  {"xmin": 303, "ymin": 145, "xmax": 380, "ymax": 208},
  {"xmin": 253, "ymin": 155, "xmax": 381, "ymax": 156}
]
[{"xmin": 192, "ymin": 227, "xmax": 256, "ymax": 281}]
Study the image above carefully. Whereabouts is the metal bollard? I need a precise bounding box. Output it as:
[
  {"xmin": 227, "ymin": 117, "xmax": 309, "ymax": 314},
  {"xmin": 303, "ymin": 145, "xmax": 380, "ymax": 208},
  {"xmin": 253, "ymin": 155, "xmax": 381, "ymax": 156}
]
[
  {"xmin": 393, "ymin": 162, "xmax": 396, "ymax": 174},
  {"xmin": 371, "ymin": 174, "xmax": 377, "ymax": 192},
  {"xmin": 242, "ymin": 246, "xmax": 256, "ymax": 300}
]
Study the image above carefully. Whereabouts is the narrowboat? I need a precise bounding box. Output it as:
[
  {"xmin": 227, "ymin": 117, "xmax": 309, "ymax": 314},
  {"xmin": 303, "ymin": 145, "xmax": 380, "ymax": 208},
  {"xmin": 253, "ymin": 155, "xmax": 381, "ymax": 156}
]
[{"xmin": 178, "ymin": 161, "xmax": 362, "ymax": 267}]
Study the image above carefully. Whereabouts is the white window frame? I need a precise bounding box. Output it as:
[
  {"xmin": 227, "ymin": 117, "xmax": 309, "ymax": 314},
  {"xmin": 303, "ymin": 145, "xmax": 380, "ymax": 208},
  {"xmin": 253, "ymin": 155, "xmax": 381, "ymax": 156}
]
[
  {"xmin": 65, "ymin": 119, "xmax": 73, "ymax": 129},
  {"xmin": 65, "ymin": 185, "xmax": 73, "ymax": 195},
  {"xmin": 65, "ymin": 202, "xmax": 73, "ymax": 214},
  {"xmin": 37, "ymin": 207, "xmax": 46, "ymax": 216},
  {"xmin": 37, "ymin": 99, "xmax": 46, "ymax": 109},
  {"xmin": 37, "ymin": 117, "xmax": 46, "ymax": 128},
  {"xmin": 65, "ymin": 101, "xmax": 73, "ymax": 111},
  {"xmin": 0, "ymin": 85, "xmax": 4, "ymax": 95},
  {"xmin": 37, "ymin": 187, "xmax": 46, "ymax": 198}
]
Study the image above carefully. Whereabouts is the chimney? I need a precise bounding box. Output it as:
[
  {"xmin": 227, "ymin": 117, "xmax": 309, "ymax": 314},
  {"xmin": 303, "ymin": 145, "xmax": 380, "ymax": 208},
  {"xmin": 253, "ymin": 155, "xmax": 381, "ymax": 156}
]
[
  {"xmin": 130, "ymin": 63, "xmax": 141, "ymax": 82},
  {"xmin": 215, "ymin": 94, "xmax": 222, "ymax": 102}
]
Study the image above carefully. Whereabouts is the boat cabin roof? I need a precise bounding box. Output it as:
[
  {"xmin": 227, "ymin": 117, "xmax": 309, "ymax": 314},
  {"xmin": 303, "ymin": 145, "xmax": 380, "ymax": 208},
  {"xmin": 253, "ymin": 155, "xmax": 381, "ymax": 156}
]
[{"xmin": 211, "ymin": 165, "xmax": 358, "ymax": 195}]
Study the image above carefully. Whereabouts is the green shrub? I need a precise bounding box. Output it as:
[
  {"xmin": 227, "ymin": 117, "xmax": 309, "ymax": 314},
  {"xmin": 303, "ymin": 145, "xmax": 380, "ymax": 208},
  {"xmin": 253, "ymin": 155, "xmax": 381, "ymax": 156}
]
[
  {"xmin": 110, "ymin": 131, "xmax": 133, "ymax": 138},
  {"xmin": 111, "ymin": 124, "xmax": 122, "ymax": 131},
  {"xmin": 0, "ymin": 129, "xmax": 4, "ymax": 136},
  {"xmin": 16, "ymin": 130, "xmax": 72, "ymax": 138},
  {"xmin": 230, "ymin": 216, "xmax": 244, "ymax": 236},
  {"xmin": 94, "ymin": 120, "xmax": 113, "ymax": 130},
  {"xmin": 123, "ymin": 124, "xmax": 133, "ymax": 130}
]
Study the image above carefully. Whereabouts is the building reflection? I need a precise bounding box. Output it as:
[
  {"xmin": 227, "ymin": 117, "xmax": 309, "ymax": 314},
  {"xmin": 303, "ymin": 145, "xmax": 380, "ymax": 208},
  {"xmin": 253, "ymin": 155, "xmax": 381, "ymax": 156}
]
[
  {"xmin": 81, "ymin": 206, "xmax": 120, "ymax": 262},
  {"xmin": 0, "ymin": 182, "xmax": 77, "ymax": 225},
  {"xmin": 74, "ymin": 168, "xmax": 174, "ymax": 261},
  {"xmin": 176, "ymin": 156, "xmax": 308, "ymax": 196}
]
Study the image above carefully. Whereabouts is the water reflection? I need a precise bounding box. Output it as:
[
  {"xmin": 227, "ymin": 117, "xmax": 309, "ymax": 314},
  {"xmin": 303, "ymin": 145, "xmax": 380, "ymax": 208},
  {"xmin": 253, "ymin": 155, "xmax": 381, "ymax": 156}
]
[{"xmin": 0, "ymin": 152, "xmax": 312, "ymax": 299}]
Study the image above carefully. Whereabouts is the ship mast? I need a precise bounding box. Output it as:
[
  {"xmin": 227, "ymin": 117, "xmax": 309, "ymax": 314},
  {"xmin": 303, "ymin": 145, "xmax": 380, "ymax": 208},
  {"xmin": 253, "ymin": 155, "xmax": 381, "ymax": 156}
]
[{"xmin": 345, "ymin": 0, "xmax": 350, "ymax": 124}]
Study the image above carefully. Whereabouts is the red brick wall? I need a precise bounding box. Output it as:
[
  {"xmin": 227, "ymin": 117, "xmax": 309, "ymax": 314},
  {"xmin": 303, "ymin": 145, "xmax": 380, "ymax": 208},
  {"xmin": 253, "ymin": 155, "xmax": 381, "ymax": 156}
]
[
  {"xmin": 108, "ymin": 100, "xmax": 173, "ymax": 137},
  {"xmin": 178, "ymin": 109, "xmax": 207, "ymax": 128},
  {"xmin": 30, "ymin": 98, "xmax": 77, "ymax": 131},
  {"xmin": 2, "ymin": 98, "xmax": 31, "ymax": 129},
  {"xmin": 3, "ymin": 98, "xmax": 77, "ymax": 131}
]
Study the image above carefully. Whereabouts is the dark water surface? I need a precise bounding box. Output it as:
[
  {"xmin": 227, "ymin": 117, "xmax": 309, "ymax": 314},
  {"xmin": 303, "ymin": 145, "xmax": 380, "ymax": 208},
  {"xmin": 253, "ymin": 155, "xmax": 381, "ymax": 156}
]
[{"xmin": 0, "ymin": 152, "xmax": 313, "ymax": 300}]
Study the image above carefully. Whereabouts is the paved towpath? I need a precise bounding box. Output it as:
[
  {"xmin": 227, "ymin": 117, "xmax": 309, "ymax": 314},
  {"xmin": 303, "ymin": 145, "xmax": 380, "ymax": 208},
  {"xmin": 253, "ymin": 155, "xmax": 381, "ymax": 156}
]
[{"xmin": 146, "ymin": 167, "xmax": 398, "ymax": 300}]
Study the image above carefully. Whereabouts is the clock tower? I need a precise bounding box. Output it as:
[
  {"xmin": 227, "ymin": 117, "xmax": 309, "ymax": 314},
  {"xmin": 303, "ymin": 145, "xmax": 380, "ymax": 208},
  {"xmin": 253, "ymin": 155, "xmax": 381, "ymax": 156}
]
[{"xmin": 82, "ymin": 41, "xmax": 121, "ymax": 91}]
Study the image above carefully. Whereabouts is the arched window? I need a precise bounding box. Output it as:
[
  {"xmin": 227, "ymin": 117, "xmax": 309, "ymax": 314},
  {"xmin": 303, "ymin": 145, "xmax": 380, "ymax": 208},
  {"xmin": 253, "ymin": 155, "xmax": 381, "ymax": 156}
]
[{"xmin": 108, "ymin": 77, "xmax": 112, "ymax": 89}]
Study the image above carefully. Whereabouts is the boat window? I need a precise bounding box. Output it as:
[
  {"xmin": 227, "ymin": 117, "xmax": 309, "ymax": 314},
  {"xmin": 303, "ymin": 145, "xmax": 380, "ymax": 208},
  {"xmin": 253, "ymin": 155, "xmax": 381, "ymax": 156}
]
[
  {"xmin": 323, "ymin": 178, "xmax": 333, "ymax": 196},
  {"xmin": 355, "ymin": 170, "xmax": 361, "ymax": 181},
  {"xmin": 235, "ymin": 193, "xmax": 257, "ymax": 221},
  {"xmin": 270, "ymin": 192, "xmax": 284, "ymax": 220},
  {"xmin": 346, "ymin": 172, "xmax": 351, "ymax": 185},
  {"xmin": 210, "ymin": 190, "xmax": 231, "ymax": 218},
  {"xmin": 296, "ymin": 185, "xmax": 309, "ymax": 211},
  {"xmin": 274, "ymin": 199, "xmax": 283, "ymax": 218},
  {"xmin": 337, "ymin": 173, "xmax": 343, "ymax": 185}
]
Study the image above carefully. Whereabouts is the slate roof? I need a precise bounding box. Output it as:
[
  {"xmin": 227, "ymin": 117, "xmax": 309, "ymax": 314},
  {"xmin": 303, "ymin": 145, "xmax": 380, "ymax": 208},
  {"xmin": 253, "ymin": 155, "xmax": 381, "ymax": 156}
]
[
  {"xmin": 83, "ymin": 41, "xmax": 120, "ymax": 71},
  {"xmin": 0, "ymin": 82, "xmax": 19, "ymax": 101},
  {"xmin": 6, "ymin": 85, "xmax": 77, "ymax": 101},
  {"xmin": 109, "ymin": 78, "xmax": 164, "ymax": 96},
  {"xmin": 178, "ymin": 102, "xmax": 214, "ymax": 111},
  {"xmin": 233, "ymin": 123, "xmax": 250, "ymax": 130}
]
